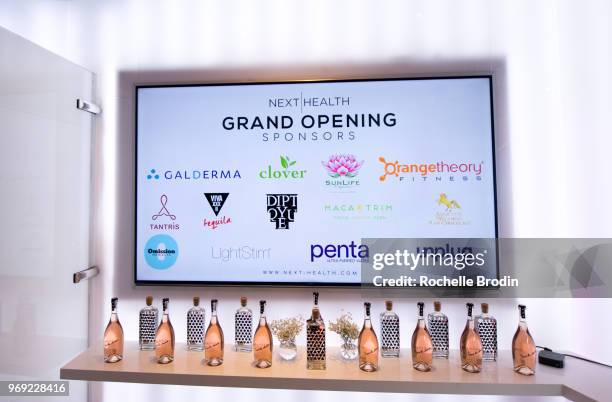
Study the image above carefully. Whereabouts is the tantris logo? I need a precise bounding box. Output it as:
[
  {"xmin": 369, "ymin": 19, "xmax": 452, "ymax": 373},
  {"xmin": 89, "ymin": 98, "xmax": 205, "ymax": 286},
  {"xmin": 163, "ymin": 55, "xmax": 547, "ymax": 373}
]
[
  {"xmin": 259, "ymin": 156, "xmax": 306, "ymax": 179},
  {"xmin": 378, "ymin": 157, "xmax": 483, "ymax": 182},
  {"xmin": 146, "ymin": 168, "xmax": 241, "ymax": 181},
  {"xmin": 267, "ymin": 194, "xmax": 297, "ymax": 229},
  {"xmin": 204, "ymin": 193, "xmax": 231, "ymax": 230},
  {"xmin": 150, "ymin": 194, "xmax": 179, "ymax": 231}
]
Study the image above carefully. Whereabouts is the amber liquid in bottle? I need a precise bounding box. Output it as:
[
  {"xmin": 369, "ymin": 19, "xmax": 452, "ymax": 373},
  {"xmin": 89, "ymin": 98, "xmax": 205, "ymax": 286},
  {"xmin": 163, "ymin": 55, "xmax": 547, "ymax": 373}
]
[
  {"xmin": 411, "ymin": 302, "xmax": 433, "ymax": 372},
  {"xmin": 306, "ymin": 292, "xmax": 326, "ymax": 370},
  {"xmin": 104, "ymin": 297, "xmax": 124, "ymax": 363},
  {"xmin": 155, "ymin": 298, "xmax": 175, "ymax": 364},
  {"xmin": 253, "ymin": 300, "xmax": 273, "ymax": 368},
  {"xmin": 460, "ymin": 302, "xmax": 483, "ymax": 373},
  {"xmin": 512, "ymin": 304, "xmax": 536, "ymax": 375},
  {"xmin": 358, "ymin": 302, "xmax": 379, "ymax": 372},
  {"xmin": 204, "ymin": 299, "xmax": 224, "ymax": 366}
]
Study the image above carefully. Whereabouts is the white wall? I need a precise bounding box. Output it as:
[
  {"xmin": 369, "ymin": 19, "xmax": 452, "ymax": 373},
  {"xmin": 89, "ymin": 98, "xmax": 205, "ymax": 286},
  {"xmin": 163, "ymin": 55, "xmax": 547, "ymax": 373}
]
[{"xmin": 2, "ymin": 1, "xmax": 611, "ymax": 401}]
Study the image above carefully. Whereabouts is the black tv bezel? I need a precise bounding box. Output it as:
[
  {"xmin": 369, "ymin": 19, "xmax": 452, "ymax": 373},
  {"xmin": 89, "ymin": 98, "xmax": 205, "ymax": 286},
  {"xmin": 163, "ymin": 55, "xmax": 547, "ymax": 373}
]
[{"xmin": 134, "ymin": 75, "xmax": 499, "ymax": 287}]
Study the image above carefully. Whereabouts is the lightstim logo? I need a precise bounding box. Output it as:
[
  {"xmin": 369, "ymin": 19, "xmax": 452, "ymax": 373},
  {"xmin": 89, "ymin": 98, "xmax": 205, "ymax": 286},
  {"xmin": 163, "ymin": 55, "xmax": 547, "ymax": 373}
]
[{"xmin": 378, "ymin": 157, "xmax": 483, "ymax": 182}]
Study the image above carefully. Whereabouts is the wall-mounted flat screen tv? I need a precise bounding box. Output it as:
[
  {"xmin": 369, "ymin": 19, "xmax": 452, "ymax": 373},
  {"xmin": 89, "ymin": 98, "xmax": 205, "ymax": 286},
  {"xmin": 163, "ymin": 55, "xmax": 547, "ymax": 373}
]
[{"xmin": 135, "ymin": 76, "xmax": 497, "ymax": 286}]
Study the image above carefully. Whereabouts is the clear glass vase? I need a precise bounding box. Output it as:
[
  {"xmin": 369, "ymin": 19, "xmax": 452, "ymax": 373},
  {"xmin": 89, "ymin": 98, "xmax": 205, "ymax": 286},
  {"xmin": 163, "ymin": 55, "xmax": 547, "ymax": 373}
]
[
  {"xmin": 278, "ymin": 338, "xmax": 297, "ymax": 361},
  {"xmin": 340, "ymin": 337, "xmax": 358, "ymax": 360}
]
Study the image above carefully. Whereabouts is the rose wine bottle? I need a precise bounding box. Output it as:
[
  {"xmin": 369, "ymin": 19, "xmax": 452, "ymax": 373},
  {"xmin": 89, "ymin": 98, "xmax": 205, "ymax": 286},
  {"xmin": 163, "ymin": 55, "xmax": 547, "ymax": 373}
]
[
  {"xmin": 234, "ymin": 296, "xmax": 253, "ymax": 352},
  {"xmin": 104, "ymin": 297, "xmax": 124, "ymax": 363},
  {"xmin": 155, "ymin": 298, "xmax": 175, "ymax": 364},
  {"xmin": 512, "ymin": 304, "xmax": 536, "ymax": 375},
  {"xmin": 460, "ymin": 302, "xmax": 483, "ymax": 373},
  {"xmin": 411, "ymin": 302, "xmax": 433, "ymax": 372},
  {"xmin": 358, "ymin": 302, "xmax": 379, "ymax": 372},
  {"xmin": 139, "ymin": 296, "xmax": 158, "ymax": 351},
  {"xmin": 380, "ymin": 300, "xmax": 400, "ymax": 357},
  {"xmin": 427, "ymin": 301, "xmax": 449, "ymax": 358},
  {"xmin": 204, "ymin": 299, "xmax": 224, "ymax": 366},
  {"xmin": 306, "ymin": 292, "xmax": 326, "ymax": 370},
  {"xmin": 253, "ymin": 300, "xmax": 273, "ymax": 368},
  {"xmin": 187, "ymin": 296, "xmax": 205, "ymax": 351},
  {"xmin": 475, "ymin": 303, "xmax": 497, "ymax": 361}
]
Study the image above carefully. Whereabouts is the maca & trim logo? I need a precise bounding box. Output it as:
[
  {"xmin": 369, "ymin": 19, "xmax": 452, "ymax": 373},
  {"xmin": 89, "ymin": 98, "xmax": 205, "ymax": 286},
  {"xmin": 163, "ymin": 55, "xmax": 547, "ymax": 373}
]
[
  {"xmin": 146, "ymin": 168, "xmax": 241, "ymax": 180},
  {"xmin": 266, "ymin": 194, "xmax": 297, "ymax": 229},
  {"xmin": 259, "ymin": 155, "xmax": 306, "ymax": 179},
  {"xmin": 378, "ymin": 157, "xmax": 483, "ymax": 182},
  {"xmin": 204, "ymin": 193, "xmax": 231, "ymax": 230}
]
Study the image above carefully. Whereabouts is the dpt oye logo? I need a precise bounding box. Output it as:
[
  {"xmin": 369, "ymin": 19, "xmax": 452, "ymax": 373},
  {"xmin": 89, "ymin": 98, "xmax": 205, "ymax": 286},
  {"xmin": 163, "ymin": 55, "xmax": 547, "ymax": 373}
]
[
  {"xmin": 267, "ymin": 194, "xmax": 298, "ymax": 229},
  {"xmin": 144, "ymin": 234, "xmax": 178, "ymax": 270}
]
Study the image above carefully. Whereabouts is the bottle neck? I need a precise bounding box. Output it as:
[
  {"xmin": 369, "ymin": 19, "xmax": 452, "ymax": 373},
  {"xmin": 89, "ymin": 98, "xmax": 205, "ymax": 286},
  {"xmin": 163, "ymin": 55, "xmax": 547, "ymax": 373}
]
[
  {"xmin": 467, "ymin": 317, "xmax": 474, "ymax": 329},
  {"xmin": 110, "ymin": 311, "xmax": 118, "ymax": 322},
  {"xmin": 259, "ymin": 315, "xmax": 267, "ymax": 326},
  {"xmin": 162, "ymin": 308, "xmax": 169, "ymax": 322}
]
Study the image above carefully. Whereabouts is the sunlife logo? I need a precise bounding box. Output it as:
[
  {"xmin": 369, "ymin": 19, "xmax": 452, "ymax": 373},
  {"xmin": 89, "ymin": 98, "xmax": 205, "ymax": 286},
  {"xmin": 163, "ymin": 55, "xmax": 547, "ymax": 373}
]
[{"xmin": 259, "ymin": 156, "xmax": 306, "ymax": 179}]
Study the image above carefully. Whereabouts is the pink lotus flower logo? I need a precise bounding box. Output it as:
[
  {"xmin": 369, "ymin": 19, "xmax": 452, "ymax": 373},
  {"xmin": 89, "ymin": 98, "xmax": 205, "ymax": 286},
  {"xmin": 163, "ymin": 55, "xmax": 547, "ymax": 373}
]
[{"xmin": 321, "ymin": 154, "xmax": 364, "ymax": 178}]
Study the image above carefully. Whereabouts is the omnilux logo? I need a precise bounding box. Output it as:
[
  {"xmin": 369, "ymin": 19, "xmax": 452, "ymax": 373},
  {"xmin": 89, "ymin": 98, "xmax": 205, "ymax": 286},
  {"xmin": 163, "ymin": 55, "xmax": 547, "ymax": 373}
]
[
  {"xmin": 266, "ymin": 194, "xmax": 297, "ymax": 229},
  {"xmin": 259, "ymin": 155, "xmax": 306, "ymax": 179},
  {"xmin": 205, "ymin": 193, "xmax": 229, "ymax": 216},
  {"xmin": 378, "ymin": 157, "xmax": 483, "ymax": 182}
]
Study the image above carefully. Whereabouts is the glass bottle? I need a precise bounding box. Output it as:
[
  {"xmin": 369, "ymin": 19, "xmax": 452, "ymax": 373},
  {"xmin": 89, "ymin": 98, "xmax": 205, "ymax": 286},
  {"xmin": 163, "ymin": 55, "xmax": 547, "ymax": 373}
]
[
  {"xmin": 358, "ymin": 302, "xmax": 379, "ymax": 372},
  {"xmin": 411, "ymin": 302, "xmax": 433, "ymax": 372},
  {"xmin": 155, "ymin": 298, "xmax": 175, "ymax": 364},
  {"xmin": 139, "ymin": 296, "xmax": 158, "ymax": 351},
  {"xmin": 428, "ymin": 300, "xmax": 449, "ymax": 358},
  {"xmin": 234, "ymin": 296, "xmax": 253, "ymax": 352},
  {"xmin": 512, "ymin": 304, "xmax": 536, "ymax": 375},
  {"xmin": 460, "ymin": 302, "xmax": 482, "ymax": 373},
  {"xmin": 306, "ymin": 292, "xmax": 326, "ymax": 370},
  {"xmin": 380, "ymin": 300, "xmax": 400, "ymax": 357},
  {"xmin": 253, "ymin": 300, "xmax": 273, "ymax": 368},
  {"xmin": 104, "ymin": 297, "xmax": 124, "ymax": 363},
  {"xmin": 475, "ymin": 303, "xmax": 497, "ymax": 361},
  {"xmin": 187, "ymin": 296, "xmax": 205, "ymax": 351},
  {"xmin": 204, "ymin": 299, "xmax": 224, "ymax": 366}
]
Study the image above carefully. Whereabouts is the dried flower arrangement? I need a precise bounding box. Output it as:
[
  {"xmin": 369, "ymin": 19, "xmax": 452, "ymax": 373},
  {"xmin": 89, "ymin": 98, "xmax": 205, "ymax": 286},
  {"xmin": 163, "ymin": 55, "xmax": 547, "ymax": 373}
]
[
  {"xmin": 329, "ymin": 312, "xmax": 359, "ymax": 341},
  {"xmin": 270, "ymin": 316, "xmax": 304, "ymax": 341}
]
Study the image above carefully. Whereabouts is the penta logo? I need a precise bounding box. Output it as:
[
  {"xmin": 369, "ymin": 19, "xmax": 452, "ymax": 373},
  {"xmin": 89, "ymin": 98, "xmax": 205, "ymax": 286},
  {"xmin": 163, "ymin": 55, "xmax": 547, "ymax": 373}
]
[
  {"xmin": 204, "ymin": 193, "xmax": 231, "ymax": 230},
  {"xmin": 266, "ymin": 194, "xmax": 297, "ymax": 229},
  {"xmin": 310, "ymin": 241, "xmax": 369, "ymax": 262},
  {"xmin": 259, "ymin": 156, "xmax": 306, "ymax": 179}
]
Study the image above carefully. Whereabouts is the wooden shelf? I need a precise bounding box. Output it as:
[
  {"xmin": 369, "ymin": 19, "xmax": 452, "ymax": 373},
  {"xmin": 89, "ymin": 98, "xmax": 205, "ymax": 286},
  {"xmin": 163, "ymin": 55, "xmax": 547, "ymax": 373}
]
[{"xmin": 60, "ymin": 341, "xmax": 609, "ymax": 401}]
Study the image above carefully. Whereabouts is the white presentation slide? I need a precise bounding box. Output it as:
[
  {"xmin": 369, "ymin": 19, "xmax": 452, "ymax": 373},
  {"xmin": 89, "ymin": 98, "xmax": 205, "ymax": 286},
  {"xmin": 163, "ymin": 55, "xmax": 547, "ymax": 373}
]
[{"xmin": 136, "ymin": 77, "xmax": 497, "ymax": 284}]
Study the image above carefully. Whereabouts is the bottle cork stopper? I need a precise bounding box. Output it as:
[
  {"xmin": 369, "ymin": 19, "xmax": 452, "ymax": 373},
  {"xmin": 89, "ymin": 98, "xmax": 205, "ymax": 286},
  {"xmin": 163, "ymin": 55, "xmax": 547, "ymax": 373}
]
[
  {"xmin": 385, "ymin": 300, "xmax": 393, "ymax": 311},
  {"xmin": 193, "ymin": 296, "xmax": 200, "ymax": 306},
  {"xmin": 240, "ymin": 296, "xmax": 247, "ymax": 306},
  {"xmin": 111, "ymin": 297, "xmax": 118, "ymax": 310},
  {"xmin": 417, "ymin": 301, "xmax": 424, "ymax": 316},
  {"xmin": 481, "ymin": 303, "xmax": 489, "ymax": 314},
  {"xmin": 466, "ymin": 302, "xmax": 474, "ymax": 317},
  {"xmin": 434, "ymin": 301, "xmax": 441, "ymax": 311},
  {"xmin": 145, "ymin": 296, "xmax": 153, "ymax": 306},
  {"xmin": 162, "ymin": 298, "xmax": 169, "ymax": 310},
  {"xmin": 259, "ymin": 300, "xmax": 266, "ymax": 314}
]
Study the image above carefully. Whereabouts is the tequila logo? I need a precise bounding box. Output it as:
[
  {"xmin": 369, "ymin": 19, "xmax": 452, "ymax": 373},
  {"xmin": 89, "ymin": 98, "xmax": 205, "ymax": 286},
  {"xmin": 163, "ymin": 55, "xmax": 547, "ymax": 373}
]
[
  {"xmin": 205, "ymin": 193, "xmax": 229, "ymax": 216},
  {"xmin": 267, "ymin": 194, "xmax": 297, "ymax": 229},
  {"xmin": 259, "ymin": 155, "xmax": 306, "ymax": 179}
]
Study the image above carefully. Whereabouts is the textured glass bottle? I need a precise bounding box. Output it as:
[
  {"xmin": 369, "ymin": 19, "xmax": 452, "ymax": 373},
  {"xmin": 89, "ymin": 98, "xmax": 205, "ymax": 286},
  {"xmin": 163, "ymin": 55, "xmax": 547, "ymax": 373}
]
[
  {"xmin": 104, "ymin": 297, "xmax": 124, "ymax": 363},
  {"xmin": 139, "ymin": 296, "xmax": 158, "ymax": 351},
  {"xmin": 380, "ymin": 300, "xmax": 400, "ymax": 357},
  {"xmin": 204, "ymin": 299, "xmax": 224, "ymax": 366},
  {"xmin": 512, "ymin": 304, "xmax": 536, "ymax": 375},
  {"xmin": 155, "ymin": 298, "xmax": 175, "ymax": 364},
  {"xmin": 187, "ymin": 296, "xmax": 206, "ymax": 351},
  {"xmin": 475, "ymin": 303, "xmax": 497, "ymax": 361},
  {"xmin": 234, "ymin": 296, "xmax": 253, "ymax": 352},
  {"xmin": 460, "ymin": 302, "xmax": 483, "ymax": 373},
  {"xmin": 358, "ymin": 302, "xmax": 379, "ymax": 372},
  {"xmin": 306, "ymin": 292, "xmax": 326, "ymax": 370},
  {"xmin": 253, "ymin": 300, "xmax": 273, "ymax": 368},
  {"xmin": 428, "ymin": 301, "xmax": 449, "ymax": 358},
  {"xmin": 411, "ymin": 302, "xmax": 433, "ymax": 372}
]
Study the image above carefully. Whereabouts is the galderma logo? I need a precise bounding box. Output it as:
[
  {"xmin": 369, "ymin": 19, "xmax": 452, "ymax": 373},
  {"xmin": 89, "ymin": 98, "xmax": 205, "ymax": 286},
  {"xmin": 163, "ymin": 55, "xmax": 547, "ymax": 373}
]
[
  {"xmin": 259, "ymin": 156, "xmax": 306, "ymax": 179},
  {"xmin": 266, "ymin": 194, "xmax": 297, "ymax": 229}
]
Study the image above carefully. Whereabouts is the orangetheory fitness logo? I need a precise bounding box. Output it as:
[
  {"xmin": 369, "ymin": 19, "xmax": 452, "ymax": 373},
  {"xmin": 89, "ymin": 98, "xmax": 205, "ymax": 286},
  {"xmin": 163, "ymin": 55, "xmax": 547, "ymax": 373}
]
[{"xmin": 378, "ymin": 157, "xmax": 483, "ymax": 182}]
